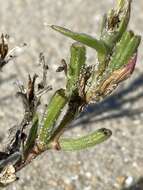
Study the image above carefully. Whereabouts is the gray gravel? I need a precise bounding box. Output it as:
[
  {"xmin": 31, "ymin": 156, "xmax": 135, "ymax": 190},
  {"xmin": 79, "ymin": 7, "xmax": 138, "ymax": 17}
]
[{"xmin": 0, "ymin": 0, "xmax": 143, "ymax": 189}]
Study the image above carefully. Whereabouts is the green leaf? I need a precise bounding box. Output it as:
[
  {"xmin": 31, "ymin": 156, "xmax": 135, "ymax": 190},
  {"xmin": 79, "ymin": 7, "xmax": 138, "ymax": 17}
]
[
  {"xmin": 51, "ymin": 25, "xmax": 107, "ymax": 55},
  {"xmin": 66, "ymin": 42, "xmax": 86, "ymax": 95},
  {"xmin": 58, "ymin": 128, "xmax": 112, "ymax": 151},
  {"xmin": 24, "ymin": 114, "xmax": 39, "ymax": 158},
  {"xmin": 39, "ymin": 89, "xmax": 68, "ymax": 144},
  {"xmin": 109, "ymin": 31, "xmax": 141, "ymax": 71}
]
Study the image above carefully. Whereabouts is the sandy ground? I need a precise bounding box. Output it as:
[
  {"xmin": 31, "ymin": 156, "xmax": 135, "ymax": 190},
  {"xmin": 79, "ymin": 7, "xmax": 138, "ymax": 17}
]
[{"xmin": 0, "ymin": 0, "xmax": 143, "ymax": 189}]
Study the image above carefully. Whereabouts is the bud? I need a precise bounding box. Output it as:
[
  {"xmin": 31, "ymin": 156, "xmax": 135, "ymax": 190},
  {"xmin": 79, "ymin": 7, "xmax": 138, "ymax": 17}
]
[
  {"xmin": 85, "ymin": 53, "xmax": 137, "ymax": 103},
  {"xmin": 101, "ymin": 0, "xmax": 132, "ymax": 50},
  {"xmin": 100, "ymin": 53, "xmax": 137, "ymax": 94}
]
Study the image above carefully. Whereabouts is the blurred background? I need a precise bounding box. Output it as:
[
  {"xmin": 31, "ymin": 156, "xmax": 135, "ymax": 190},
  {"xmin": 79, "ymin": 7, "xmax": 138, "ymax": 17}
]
[{"xmin": 0, "ymin": 0, "xmax": 143, "ymax": 189}]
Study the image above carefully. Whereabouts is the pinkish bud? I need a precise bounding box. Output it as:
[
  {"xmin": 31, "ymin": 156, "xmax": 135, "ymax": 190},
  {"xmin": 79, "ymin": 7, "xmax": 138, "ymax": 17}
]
[
  {"xmin": 96, "ymin": 53, "xmax": 138, "ymax": 98},
  {"xmin": 125, "ymin": 53, "xmax": 137, "ymax": 75}
]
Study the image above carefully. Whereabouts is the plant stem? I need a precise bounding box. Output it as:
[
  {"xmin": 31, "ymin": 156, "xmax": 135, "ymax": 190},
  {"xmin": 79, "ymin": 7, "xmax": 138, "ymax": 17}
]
[{"xmin": 48, "ymin": 94, "xmax": 82, "ymax": 149}]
